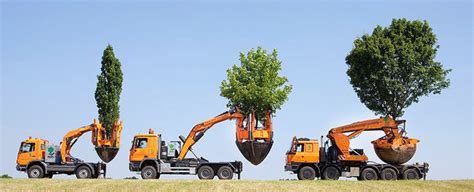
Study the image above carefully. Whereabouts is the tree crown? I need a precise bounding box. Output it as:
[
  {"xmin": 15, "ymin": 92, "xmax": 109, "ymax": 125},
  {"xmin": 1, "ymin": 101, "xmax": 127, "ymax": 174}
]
[
  {"xmin": 346, "ymin": 18, "xmax": 450, "ymax": 119},
  {"xmin": 220, "ymin": 47, "xmax": 292, "ymax": 121},
  {"xmin": 95, "ymin": 44, "xmax": 123, "ymax": 131}
]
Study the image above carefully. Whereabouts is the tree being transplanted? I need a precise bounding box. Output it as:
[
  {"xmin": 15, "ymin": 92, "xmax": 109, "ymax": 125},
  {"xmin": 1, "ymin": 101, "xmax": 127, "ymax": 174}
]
[
  {"xmin": 345, "ymin": 18, "xmax": 451, "ymax": 120},
  {"xmin": 220, "ymin": 47, "xmax": 292, "ymax": 121},
  {"xmin": 95, "ymin": 44, "xmax": 123, "ymax": 135}
]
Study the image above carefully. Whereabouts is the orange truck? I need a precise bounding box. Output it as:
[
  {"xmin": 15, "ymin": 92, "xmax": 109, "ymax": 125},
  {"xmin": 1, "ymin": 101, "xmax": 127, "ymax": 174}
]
[
  {"xmin": 16, "ymin": 120, "xmax": 122, "ymax": 179},
  {"xmin": 284, "ymin": 117, "xmax": 429, "ymax": 180},
  {"xmin": 129, "ymin": 109, "xmax": 246, "ymax": 179}
]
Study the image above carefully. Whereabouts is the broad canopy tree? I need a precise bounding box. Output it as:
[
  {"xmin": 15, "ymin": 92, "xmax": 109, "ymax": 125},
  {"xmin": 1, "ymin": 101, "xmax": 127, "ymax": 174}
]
[
  {"xmin": 346, "ymin": 18, "xmax": 450, "ymax": 120},
  {"xmin": 220, "ymin": 47, "xmax": 292, "ymax": 121},
  {"xmin": 95, "ymin": 44, "xmax": 123, "ymax": 135}
]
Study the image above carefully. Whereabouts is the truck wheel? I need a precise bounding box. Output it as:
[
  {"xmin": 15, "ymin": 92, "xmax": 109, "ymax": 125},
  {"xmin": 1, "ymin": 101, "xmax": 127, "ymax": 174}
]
[
  {"xmin": 360, "ymin": 167, "xmax": 379, "ymax": 180},
  {"xmin": 381, "ymin": 168, "xmax": 397, "ymax": 180},
  {"xmin": 197, "ymin": 166, "xmax": 214, "ymax": 180},
  {"xmin": 76, "ymin": 166, "xmax": 92, "ymax": 179},
  {"xmin": 217, "ymin": 166, "xmax": 233, "ymax": 180},
  {"xmin": 141, "ymin": 165, "xmax": 158, "ymax": 179},
  {"xmin": 298, "ymin": 166, "xmax": 316, "ymax": 180},
  {"xmin": 322, "ymin": 166, "xmax": 339, "ymax": 180},
  {"xmin": 27, "ymin": 165, "xmax": 44, "ymax": 178},
  {"xmin": 403, "ymin": 169, "xmax": 420, "ymax": 180}
]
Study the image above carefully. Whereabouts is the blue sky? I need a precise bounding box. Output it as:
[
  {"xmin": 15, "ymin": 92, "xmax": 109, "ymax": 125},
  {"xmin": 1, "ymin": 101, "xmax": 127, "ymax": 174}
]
[{"xmin": 1, "ymin": 0, "xmax": 472, "ymax": 180}]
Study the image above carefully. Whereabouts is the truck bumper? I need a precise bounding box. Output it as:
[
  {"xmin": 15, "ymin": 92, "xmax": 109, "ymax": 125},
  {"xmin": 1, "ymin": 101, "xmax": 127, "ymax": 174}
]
[
  {"xmin": 284, "ymin": 164, "xmax": 298, "ymax": 172},
  {"xmin": 16, "ymin": 165, "xmax": 26, "ymax": 171},
  {"xmin": 129, "ymin": 162, "xmax": 140, "ymax": 171}
]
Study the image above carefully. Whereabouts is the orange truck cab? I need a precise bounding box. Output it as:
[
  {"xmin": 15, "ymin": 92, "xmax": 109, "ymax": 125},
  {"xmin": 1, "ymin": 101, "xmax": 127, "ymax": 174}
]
[
  {"xmin": 16, "ymin": 136, "xmax": 106, "ymax": 179},
  {"xmin": 284, "ymin": 136, "xmax": 429, "ymax": 180},
  {"xmin": 16, "ymin": 137, "xmax": 48, "ymax": 169},
  {"xmin": 129, "ymin": 129, "xmax": 242, "ymax": 180}
]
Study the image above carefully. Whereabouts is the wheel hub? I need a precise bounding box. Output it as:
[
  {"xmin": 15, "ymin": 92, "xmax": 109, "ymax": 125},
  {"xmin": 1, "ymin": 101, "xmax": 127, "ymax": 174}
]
[
  {"xmin": 145, "ymin": 170, "xmax": 152, "ymax": 177},
  {"xmin": 31, "ymin": 170, "xmax": 39, "ymax": 177},
  {"xmin": 222, "ymin": 170, "xmax": 230, "ymax": 177},
  {"xmin": 79, "ymin": 170, "xmax": 88, "ymax": 177},
  {"xmin": 202, "ymin": 170, "xmax": 211, "ymax": 177},
  {"xmin": 367, "ymin": 172, "xmax": 376, "ymax": 179}
]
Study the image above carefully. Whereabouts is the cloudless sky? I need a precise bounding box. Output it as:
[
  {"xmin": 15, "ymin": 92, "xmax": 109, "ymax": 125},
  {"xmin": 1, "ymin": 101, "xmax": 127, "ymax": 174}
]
[{"xmin": 1, "ymin": 0, "xmax": 472, "ymax": 180}]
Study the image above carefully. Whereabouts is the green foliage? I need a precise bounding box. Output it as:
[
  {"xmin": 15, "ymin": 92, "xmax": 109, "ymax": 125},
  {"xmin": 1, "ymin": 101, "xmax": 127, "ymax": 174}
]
[
  {"xmin": 220, "ymin": 47, "xmax": 292, "ymax": 121},
  {"xmin": 346, "ymin": 18, "xmax": 451, "ymax": 119},
  {"xmin": 95, "ymin": 44, "xmax": 123, "ymax": 133},
  {"xmin": 0, "ymin": 174, "xmax": 12, "ymax": 178}
]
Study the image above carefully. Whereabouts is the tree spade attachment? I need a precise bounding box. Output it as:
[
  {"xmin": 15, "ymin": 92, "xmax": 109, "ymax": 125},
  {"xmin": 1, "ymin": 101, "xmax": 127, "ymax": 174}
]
[
  {"xmin": 92, "ymin": 120, "xmax": 123, "ymax": 163},
  {"xmin": 235, "ymin": 111, "xmax": 273, "ymax": 165},
  {"xmin": 372, "ymin": 137, "xmax": 418, "ymax": 165}
]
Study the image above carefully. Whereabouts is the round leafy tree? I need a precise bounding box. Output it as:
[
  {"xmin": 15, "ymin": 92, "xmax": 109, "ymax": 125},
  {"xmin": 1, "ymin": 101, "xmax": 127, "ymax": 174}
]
[
  {"xmin": 220, "ymin": 47, "xmax": 292, "ymax": 121},
  {"xmin": 95, "ymin": 44, "xmax": 123, "ymax": 134},
  {"xmin": 346, "ymin": 18, "xmax": 450, "ymax": 119}
]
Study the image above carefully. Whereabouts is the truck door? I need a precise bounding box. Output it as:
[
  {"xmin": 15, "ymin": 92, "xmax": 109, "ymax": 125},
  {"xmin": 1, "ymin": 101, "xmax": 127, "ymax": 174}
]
[
  {"xmin": 17, "ymin": 142, "xmax": 39, "ymax": 166},
  {"xmin": 293, "ymin": 143, "xmax": 318, "ymax": 163},
  {"xmin": 303, "ymin": 143, "xmax": 319, "ymax": 162},
  {"xmin": 292, "ymin": 143, "xmax": 306, "ymax": 162},
  {"xmin": 130, "ymin": 137, "xmax": 152, "ymax": 161}
]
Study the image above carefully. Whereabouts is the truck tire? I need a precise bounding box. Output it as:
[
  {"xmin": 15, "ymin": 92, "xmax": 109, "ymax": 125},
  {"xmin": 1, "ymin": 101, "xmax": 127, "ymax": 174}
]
[
  {"xmin": 360, "ymin": 167, "xmax": 378, "ymax": 180},
  {"xmin": 403, "ymin": 169, "xmax": 419, "ymax": 180},
  {"xmin": 298, "ymin": 166, "xmax": 316, "ymax": 180},
  {"xmin": 322, "ymin": 166, "xmax": 340, "ymax": 180},
  {"xmin": 76, "ymin": 166, "xmax": 92, "ymax": 179},
  {"xmin": 381, "ymin": 168, "xmax": 397, "ymax": 180},
  {"xmin": 27, "ymin": 165, "xmax": 44, "ymax": 179},
  {"xmin": 141, "ymin": 165, "xmax": 158, "ymax": 179},
  {"xmin": 197, "ymin": 165, "xmax": 214, "ymax": 180},
  {"xmin": 217, "ymin": 166, "xmax": 233, "ymax": 180}
]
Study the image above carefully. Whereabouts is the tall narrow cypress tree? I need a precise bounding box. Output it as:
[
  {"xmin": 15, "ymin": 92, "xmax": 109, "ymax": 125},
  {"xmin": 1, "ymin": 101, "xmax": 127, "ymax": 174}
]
[{"xmin": 95, "ymin": 44, "xmax": 123, "ymax": 135}]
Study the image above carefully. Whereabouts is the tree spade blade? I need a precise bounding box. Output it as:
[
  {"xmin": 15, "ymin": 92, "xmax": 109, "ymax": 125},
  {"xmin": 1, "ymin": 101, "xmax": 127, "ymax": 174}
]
[
  {"xmin": 236, "ymin": 140, "xmax": 273, "ymax": 165},
  {"xmin": 373, "ymin": 138, "xmax": 417, "ymax": 165},
  {"xmin": 95, "ymin": 147, "xmax": 119, "ymax": 163}
]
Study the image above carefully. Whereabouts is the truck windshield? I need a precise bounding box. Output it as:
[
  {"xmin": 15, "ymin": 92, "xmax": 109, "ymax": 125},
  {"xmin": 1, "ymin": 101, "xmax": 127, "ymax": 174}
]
[
  {"xmin": 296, "ymin": 143, "xmax": 304, "ymax": 152},
  {"xmin": 134, "ymin": 138, "xmax": 148, "ymax": 148},
  {"xmin": 21, "ymin": 143, "xmax": 35, "ymax": 153}
]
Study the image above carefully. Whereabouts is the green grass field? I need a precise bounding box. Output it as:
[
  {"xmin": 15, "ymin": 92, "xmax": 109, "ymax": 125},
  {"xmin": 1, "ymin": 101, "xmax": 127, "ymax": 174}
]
[{"xmin": 1, "ymin": 179, "xmax": 473, "ymax": 192}]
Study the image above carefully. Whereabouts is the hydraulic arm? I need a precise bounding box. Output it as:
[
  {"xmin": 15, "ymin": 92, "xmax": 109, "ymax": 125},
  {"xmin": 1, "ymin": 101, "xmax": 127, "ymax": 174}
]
[
  {"xmin": 177, "ymin": 109, "xmax": 245, "ymax": 160},
  {"xmin": 60, "ymin": 119, "xmax": 123, "ymax": 163},
  {"xmin": 327, "ymin": 117, "xmax": 418, "ymax": 164},
  {"xmin": 177, "ymin": 108, "xmax": 273, "ymax": 165}
]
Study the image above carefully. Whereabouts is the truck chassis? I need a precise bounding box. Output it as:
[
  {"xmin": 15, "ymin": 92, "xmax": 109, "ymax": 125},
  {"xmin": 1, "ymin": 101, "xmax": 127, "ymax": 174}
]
[
  {"xmin": 130, "ymin": 158, "xmax": 242, "ymax": 180},
  {"xmin": 17, "ymin": 160, "xmax": 106, "ymax": 179},
  {"xmin": 285, "ymin": 161, "xmax": 429, "ymax": 180}
]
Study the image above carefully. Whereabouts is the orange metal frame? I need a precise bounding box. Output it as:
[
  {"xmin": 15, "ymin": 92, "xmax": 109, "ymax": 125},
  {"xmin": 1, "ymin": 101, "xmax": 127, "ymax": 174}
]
[
  {"xmin": 177, "ymin": 108, "xmax": 273, "ymax": 160},
  {"xmin": 327, "ymin": 117, "xmax": 415, "ymax": 162}
]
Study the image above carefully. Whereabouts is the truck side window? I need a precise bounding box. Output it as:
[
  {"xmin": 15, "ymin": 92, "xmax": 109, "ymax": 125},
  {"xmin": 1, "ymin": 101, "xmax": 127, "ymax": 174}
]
[
  {"xmin": 305, "ymin": 144, "xmax": 313, "ymax": 152},
  {"xmin": 135, "ymin": 138, "xmax": 148, "ymax": 148},
  {"xmin": 296, "ymin": 144, "xmax": 304, "ymax": 152},
  {"xmin": 21, "ymin": 143, "xmax": 35, "ymax": 153}
]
